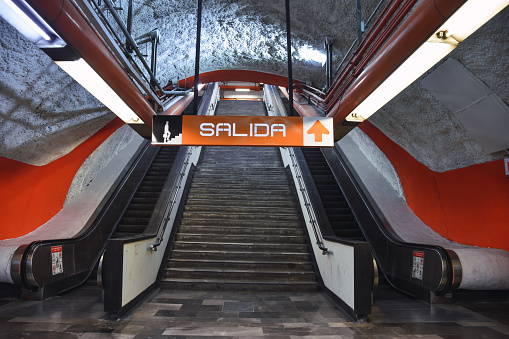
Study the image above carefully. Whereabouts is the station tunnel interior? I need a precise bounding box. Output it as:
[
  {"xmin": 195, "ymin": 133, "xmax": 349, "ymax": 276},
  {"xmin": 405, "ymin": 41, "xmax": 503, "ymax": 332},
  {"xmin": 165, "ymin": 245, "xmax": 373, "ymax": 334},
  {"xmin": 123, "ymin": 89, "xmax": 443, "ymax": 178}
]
[{"xmin": 0, "ymin": 0, "xmax": 509, "ymax": 334}]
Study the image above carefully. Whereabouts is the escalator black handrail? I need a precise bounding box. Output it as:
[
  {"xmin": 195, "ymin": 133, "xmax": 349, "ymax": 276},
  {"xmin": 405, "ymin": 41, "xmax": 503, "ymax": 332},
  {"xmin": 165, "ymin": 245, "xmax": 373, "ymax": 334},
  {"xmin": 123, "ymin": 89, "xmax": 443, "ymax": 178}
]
[
  {"xmin": 15, "ymin": 141, "xmax": 153, "ymax": 291},
  {"xmin": 293, "ymin": 147, "xmax": 371, "ymax": 247},
  {"xmin": 325, "ymin": 145, "xmax": 456, "ymax": 294}
]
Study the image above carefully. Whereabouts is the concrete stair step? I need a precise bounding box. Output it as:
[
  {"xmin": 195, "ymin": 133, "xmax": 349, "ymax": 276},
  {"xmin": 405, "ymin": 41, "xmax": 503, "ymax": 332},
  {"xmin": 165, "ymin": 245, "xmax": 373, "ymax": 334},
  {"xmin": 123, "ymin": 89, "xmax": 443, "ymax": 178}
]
[
  {"xmin": 186, "ymin": 191, "xmax": 294, "ymax": 200},
  {"xmin": 185, "ymin": 198, "xmax": 296, "ymax": 208},
  {"xmin": 181, "ymin": 211, "xmax": 300, "ymax": 221},
  {"xmin": 183, "ymin": 204, "xmax": 297, "ymax": 214},
  {"xmin": 179, "ymin": 218, "xmax": 301, "ymax": 228},
  {"xmin": 189, "ymin": 182, "xmax": 290, "ymax": 190},
  {"xmin": 167, "ymin": 259, "xmax": 314, "ymax": 271},
  {"xmin": 178, "ymin": 225, "xmax": 304, "ymax": 236},
  {"xmin": 173, "ymin": 241, "xmax": 308, "ymax": 252},
  {"xmin": 160, "ymin": 278, "xmax": 318, "ymax": 292},
  {"xmin": 175, "ymin": 233, "xmax": 307, "ymax": 244},
  {"xmin": 187, "ymin": 187, "xmax": 293, "ymax": 196},
  {"xmin": 170, "ymin": 250, "xmax": 311, "ymax": 262},
  {"xmin": 164, "ymin": 268, "xmax": 316, "ymax": 281}
]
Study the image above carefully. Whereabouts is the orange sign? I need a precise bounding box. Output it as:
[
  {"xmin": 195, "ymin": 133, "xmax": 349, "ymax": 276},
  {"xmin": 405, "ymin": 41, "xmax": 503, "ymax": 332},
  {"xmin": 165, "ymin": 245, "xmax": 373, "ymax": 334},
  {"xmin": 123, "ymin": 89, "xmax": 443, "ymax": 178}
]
[{"xmin": 152, "ymin": 115, "xmax": 333, "ymax": 147}]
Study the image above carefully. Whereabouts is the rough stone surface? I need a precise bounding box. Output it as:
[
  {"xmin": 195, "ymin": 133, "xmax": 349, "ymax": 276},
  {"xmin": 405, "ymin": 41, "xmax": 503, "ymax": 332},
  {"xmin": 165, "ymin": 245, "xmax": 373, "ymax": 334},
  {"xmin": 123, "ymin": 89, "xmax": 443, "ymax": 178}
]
[
  {"xmin": 123, "ymin": 0, "xmax": 382, "ymax": 88},
  {"xmin": 64, "ymin": 125, "xmax": 144, "ymax": 205},
  {"xmin": 0, "ymin": 17, "xmax": 115, "ymax": 166},
  {"xmin": 346, "ymin": 128, "xmax": 405, "ymax": 199}
]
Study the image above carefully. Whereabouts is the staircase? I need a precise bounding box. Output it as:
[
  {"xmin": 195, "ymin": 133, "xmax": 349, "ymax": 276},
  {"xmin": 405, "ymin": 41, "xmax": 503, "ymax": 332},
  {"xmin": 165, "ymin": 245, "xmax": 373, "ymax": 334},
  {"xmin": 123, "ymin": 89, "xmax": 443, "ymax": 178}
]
[
  {"xmin": 301, "ymin": 148, "xmax": 364, "ymax": 240},
  {"xmin": 161, "ymin": 100, "xmax": 317, "ymax": 292}
]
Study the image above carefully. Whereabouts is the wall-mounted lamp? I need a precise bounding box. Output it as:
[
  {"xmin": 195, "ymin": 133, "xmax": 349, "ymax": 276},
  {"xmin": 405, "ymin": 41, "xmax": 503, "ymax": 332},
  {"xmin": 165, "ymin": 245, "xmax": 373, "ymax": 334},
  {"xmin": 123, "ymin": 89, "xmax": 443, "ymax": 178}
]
[
  {"xmin": 235, "ymin": 88, "xmax": 251, "ymax": 92},
  {"xmin": 346, "ymin": 0, "xmax": 509, "ymax": 122}
]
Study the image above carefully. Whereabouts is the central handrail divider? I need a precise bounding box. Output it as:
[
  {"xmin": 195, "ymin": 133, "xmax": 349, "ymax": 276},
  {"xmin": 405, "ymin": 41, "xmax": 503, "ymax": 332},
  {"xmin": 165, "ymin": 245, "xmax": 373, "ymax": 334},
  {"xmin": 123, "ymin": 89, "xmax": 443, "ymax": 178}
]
[
  {"xmin": 264, "ymin": 84, "xmax": 373, "ymax": 321},
  {"xmin": 102, "ymin": 82, "xmax": 219, "ymax": 318},
  {"xmin": 287, "ymin": 148, "xmax": 329, "ymax": 255}
]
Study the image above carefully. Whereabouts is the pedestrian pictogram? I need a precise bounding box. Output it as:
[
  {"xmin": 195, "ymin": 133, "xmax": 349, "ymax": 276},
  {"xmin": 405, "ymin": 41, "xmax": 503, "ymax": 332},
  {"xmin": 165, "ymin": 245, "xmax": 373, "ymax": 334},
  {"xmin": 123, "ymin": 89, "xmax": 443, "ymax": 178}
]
[{"xmin": 153, "ymin": 116, "xmax": 333, "ymax": 147}]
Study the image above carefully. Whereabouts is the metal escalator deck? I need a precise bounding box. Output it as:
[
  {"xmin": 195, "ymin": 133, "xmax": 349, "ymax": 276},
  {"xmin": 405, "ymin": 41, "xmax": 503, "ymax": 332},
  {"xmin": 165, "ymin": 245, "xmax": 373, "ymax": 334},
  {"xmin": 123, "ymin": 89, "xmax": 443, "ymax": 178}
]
[
  {"xmin": 112, "ymin": 147, "xmax": 179, "ymax": 238},
  {"xmin": 301, "ymin": 148, "xmax": 364, "ymax": 240}
]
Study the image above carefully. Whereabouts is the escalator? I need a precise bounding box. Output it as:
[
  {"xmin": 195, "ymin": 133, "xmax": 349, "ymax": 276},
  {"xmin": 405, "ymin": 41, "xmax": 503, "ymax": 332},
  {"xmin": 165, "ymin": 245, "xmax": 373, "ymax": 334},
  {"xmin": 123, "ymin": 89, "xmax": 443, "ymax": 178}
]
[
  {"xmin": 264, "ymin": 87, "xmax": 458, "ymax": 300},
  {"xmin": 301, "ymin": 148, "xmax": 364, "ymax": 241},
  {"xmin": 298, "ymin": 145, "xmax": 459, "ymax": 300},
  {"xmin": 8, "ymin": 95, "xmax": 203, "ymax": 300},
  {"xmin": 112, "ymin": 147, "xmax": 179, "ymax": 238}
]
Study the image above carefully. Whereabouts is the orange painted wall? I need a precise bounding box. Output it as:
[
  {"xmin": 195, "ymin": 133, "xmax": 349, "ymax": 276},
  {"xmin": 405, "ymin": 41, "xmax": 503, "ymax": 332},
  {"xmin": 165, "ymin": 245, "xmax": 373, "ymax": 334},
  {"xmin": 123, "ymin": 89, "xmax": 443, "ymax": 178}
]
[
  {"xmin": 0, "ymin": 118, "xmax": 124, "ymax": 240},
  {"xmin": 359, "ymin": 122, "xmax": 509, "ymax": 252}
]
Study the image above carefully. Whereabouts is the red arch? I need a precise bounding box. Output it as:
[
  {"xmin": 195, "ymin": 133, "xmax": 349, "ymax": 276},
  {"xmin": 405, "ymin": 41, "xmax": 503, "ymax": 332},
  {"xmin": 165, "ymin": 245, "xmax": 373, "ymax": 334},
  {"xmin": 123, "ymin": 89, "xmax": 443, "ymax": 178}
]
[{"xmin": 177, "ymin": 69, "xmax": 302, "ymax": 88}]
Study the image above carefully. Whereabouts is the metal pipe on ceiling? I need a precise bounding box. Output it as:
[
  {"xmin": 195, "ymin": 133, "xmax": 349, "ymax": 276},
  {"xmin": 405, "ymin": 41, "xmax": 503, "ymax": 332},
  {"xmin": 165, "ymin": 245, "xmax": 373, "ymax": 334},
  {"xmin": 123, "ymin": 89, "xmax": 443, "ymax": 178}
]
[
  {"xmin": 100, "ymin": 0, "xmax": 190, "ymax": 97},
  {"xmin": 194, "ymin": 0, "xmax": 203, "ymax": 115},
  {"xmin": 285, "ymin": 0, "xmax": 294, "ymax": 116}
]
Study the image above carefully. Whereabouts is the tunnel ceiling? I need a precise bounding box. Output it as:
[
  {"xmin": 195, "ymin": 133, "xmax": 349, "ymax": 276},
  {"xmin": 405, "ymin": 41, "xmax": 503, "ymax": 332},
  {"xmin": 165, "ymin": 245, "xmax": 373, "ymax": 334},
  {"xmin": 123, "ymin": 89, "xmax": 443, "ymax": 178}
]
[
  {"xmin": 125, "ymin": 0, "xmax": 379, "ymax": 88},
  {"xmin": 0, "ymin": 1, "xmax": 508, "ymax": 173}
]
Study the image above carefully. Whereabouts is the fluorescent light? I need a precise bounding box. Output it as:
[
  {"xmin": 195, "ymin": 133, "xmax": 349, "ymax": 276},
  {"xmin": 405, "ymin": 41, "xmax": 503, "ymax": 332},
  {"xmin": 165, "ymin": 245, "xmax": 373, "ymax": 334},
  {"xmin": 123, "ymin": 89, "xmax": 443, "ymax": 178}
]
[
  {"xmin": 350, "ymin": 37, "xmax": 457, "ymax": 120},
  {"xmin": 347, "ymin": 0, "xmax": 509, "ymax": 121},
  {"xmin": 235, "ymin": 88, "xmax": 251, "ymax": 92},
  {"xmin": 440, "ymin": 0, "xmax": 509, "ymax": 43},
  {"xmin": 56, "ymin": 59, "xmax": 141, "ymax": 123},
  {"xmin": 0, "ymin": 0, "xmax": 65, "ymax": 47}
]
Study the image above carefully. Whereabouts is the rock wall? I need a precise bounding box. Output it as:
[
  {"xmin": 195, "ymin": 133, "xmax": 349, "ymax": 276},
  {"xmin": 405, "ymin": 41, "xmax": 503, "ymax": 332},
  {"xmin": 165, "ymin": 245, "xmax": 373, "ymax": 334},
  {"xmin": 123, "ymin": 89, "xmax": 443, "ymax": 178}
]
[{"xmin": 64, "ymin": 125, "xmax": 143, "ymax": 206}]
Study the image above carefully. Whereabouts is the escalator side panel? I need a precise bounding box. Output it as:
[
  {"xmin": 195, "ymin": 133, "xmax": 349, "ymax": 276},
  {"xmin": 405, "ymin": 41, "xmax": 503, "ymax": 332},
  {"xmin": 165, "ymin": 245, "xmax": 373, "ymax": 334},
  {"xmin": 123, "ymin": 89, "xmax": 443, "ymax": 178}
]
[
  {"xmin": 20, "ymin": 143, "xmax": 160, "ymax": 297},
  {"xmin": 321, "ymin": 147, "xmax": 450, "ymax": 296}
]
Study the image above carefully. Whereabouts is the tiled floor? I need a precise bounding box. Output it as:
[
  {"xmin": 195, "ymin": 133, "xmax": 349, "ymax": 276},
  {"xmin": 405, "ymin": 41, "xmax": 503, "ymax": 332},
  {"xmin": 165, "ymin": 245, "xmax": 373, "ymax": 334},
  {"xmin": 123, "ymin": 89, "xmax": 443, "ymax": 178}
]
[{"xmin": 0, "ymin": 284, "xmax": 508, "ymax": 338}]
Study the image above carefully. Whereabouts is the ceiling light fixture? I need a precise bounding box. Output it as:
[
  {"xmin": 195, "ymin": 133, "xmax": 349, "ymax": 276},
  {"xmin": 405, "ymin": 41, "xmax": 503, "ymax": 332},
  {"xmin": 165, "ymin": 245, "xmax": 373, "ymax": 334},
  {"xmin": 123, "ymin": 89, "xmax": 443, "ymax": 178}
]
[
  {"xmin": 57, "ymin": 59, "xmax": 141, "ymax": 123},
  {"xmin": 0, "ymin": 0, "xmax": 65, "ymax": 47},
  {"xmin": 346, "ymin": 0, "xmax": 509, "ymax": 122}
]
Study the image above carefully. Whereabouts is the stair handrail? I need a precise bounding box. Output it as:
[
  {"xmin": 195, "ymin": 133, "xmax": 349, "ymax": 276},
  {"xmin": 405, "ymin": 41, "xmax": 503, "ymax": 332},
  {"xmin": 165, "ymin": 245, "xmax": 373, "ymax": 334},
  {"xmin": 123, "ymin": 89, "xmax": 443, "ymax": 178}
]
[
  {"xmin": 287, "ymin": 147, "xmax": 330, "ymax": 255},
  {"xmin": 264, "ymin": 85, "xmax": 329, "ymax": 254},
  {"xmin": 149, "ymin": 145, "xmax": 194, "ymax": 251},
  {"xmin": 298, "ymin": 0, "xmax": 419, "ymax": 112}
]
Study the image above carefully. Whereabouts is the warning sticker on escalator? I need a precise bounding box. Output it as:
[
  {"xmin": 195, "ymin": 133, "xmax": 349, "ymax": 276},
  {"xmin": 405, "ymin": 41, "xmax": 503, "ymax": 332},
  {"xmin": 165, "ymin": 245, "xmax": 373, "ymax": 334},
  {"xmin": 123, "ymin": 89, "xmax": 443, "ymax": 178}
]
[
  {"xmin": 412, "ymin": 250, "xmax": 424, "ymax": 280},
  {"xmin": 152, "ymin": 115, "xmax": 333, "ymax": 147},
  {"xmin": 51, "ymin": 246, "xmax": 63, "ymax": 276}
]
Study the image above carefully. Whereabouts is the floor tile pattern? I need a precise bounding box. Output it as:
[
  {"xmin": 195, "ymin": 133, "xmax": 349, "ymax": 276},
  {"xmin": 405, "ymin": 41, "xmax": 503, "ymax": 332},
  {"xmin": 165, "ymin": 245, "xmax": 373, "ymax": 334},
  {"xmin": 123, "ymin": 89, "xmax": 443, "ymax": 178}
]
[{"xmin": 0, "ymin": 284, "xmax": 508, "ymax": 338}]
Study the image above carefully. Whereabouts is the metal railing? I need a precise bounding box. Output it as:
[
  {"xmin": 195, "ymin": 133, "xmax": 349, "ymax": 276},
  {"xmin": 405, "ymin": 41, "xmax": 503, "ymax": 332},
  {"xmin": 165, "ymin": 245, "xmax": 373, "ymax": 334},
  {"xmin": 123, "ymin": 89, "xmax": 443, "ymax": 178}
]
[
  {"xmin": 287, "ymin": 147, "xmax": 329, "ymax": 255},
  {"xmin": 149, "ymin": 146, "xmax": 195, "ymax": 252}
]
